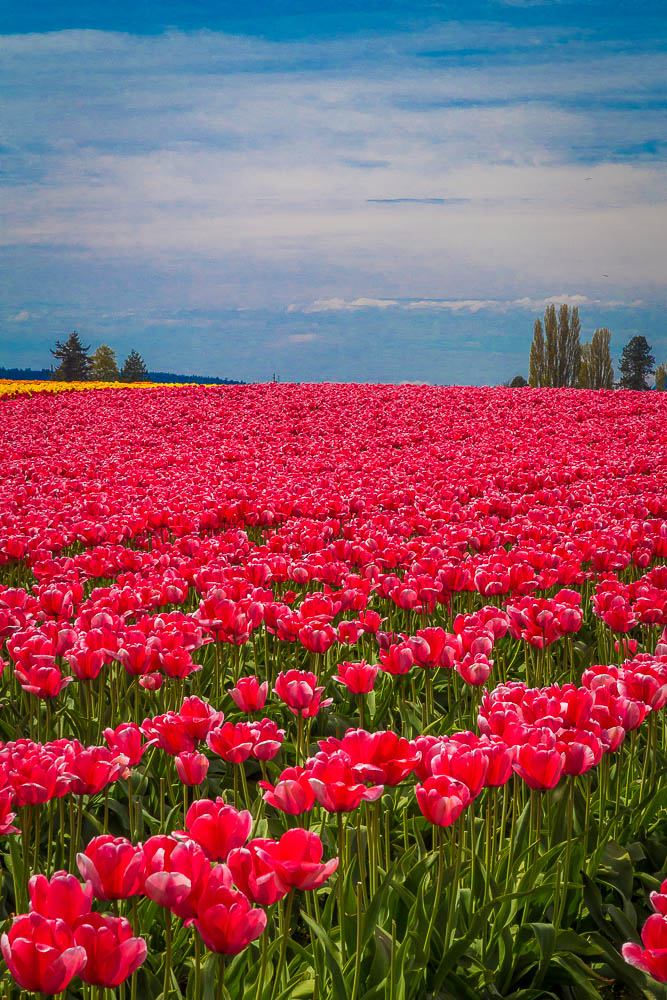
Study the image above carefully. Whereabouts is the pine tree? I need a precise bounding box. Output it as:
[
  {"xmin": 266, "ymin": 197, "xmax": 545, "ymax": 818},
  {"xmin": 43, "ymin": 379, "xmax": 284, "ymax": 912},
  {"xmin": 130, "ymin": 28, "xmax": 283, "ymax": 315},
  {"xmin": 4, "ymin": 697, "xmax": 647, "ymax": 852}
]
[
  {"xmin": 121, "ymin": 350, "xmax": 150, "ymax": 382},
  {"xmin": 528, "ymin": 318, "xmax": 545, "ymax": 386},
  {"xmin": 51, "ymin": 332, "xmax": 92, "ymax": 381},
  {"xmin": 90, "ymin": 344, "xmax": 120, "ymax": 381},
  {"xmin": 618, "ymin": 336, "xmax": 655, "ymax": 390},
  {"xmin": 655, "ymin": 362, "xmax": 666, "ymax": 392},
  {"xmin": 544, "ymin": 305, "xmax": 558, "ymax": 387}
]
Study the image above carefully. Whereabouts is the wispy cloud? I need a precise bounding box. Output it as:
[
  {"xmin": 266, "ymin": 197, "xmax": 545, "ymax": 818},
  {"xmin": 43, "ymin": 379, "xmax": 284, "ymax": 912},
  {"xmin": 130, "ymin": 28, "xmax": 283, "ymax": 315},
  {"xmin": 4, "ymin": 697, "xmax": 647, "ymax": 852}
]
[
  {"xmin": 7, "ymin": 310, "xmax": 35, "ymax": 322},
  {"xmin": 289, "ymin": 294, "xmax": 647, "ymax": 314},
  {"xmin": 1, "ymin": 13, "xmax": 665, "ymax": 380}
]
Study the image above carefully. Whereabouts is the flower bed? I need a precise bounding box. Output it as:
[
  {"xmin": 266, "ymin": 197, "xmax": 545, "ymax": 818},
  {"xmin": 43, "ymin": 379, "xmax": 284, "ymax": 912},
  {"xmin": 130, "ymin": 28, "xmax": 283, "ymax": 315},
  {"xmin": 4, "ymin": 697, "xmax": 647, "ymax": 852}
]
[{"xmin": 1, "ymin": 383, "xmax": 667, "ymax": 998}]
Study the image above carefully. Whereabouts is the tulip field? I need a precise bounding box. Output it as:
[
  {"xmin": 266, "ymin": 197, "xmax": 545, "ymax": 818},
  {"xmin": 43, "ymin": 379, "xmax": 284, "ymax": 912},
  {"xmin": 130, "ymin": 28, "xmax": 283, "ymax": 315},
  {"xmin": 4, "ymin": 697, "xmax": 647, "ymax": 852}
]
[{"xmin": 2, "ymin": 383, "xmax": 667, "ymax": 1000}]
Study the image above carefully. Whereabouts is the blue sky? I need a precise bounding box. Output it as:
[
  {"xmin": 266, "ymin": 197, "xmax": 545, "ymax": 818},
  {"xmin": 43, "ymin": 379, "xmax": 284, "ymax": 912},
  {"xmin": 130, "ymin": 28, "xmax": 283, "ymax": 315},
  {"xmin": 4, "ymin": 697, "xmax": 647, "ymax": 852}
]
[{"xmin": 1, "ymin": 1, "xmax": 666, "ymax": 383}]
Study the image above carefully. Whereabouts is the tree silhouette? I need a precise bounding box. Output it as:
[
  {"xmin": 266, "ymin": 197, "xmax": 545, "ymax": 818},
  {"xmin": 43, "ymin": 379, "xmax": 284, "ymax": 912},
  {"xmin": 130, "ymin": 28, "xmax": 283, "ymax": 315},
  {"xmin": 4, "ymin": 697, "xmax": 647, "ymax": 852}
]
[
  {"xmin": 121, "ymin": 350, "xmax": 150, "ymax": 382},
  {"xmin": 579, "ymin": 328, "xmax": 614, "ymax": 390},
  {"xmin": 618, "ymin": 336, "xmax": 655, "ymax": 390},
  {"xmin": 90, "ymin": 344, "xmax": 120, "ymax": 381},
  {"xmin": 51, "ymin": 332, "xmax": 91, "ymax": 381}
]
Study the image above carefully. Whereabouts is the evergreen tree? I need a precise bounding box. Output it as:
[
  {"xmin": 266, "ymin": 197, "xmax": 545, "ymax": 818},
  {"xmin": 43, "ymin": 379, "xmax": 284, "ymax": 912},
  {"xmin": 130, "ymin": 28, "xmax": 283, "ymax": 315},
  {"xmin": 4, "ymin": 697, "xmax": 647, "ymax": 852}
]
[
  {"xmin": 90, "ymin": 344, "xmax": 120, "ymax": 381},
  {"xmin": 509, "ymin": 375, "xmax": 528, "ymax": 387},
  {"xmin": 655, "ymin": 362, "xmax": 666, "ymax": 392},
  {"xmin": 618, "ymin": 336, "xmax": 655, "ymax": 390},
  {"xmin": 121, "ymin": 350, "xmax": 150, "ymax": 382},
  {"xmin": 544, "ymin": 304, "xmax": 558, "ymax": 386},
  {"xmin": 528, "ymin": 318, "xmax": 545, "ymax": 386},
  {"xmin": 50, "ymin": 331, "xmax": 91, "ymax": 381}
]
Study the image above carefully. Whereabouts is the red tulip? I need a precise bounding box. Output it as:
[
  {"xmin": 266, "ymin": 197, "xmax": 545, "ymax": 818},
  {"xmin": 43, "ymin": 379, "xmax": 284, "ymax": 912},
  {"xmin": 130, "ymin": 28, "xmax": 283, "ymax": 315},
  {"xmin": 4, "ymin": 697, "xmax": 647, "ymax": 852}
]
[
  {"xmin": 416, "ymin": 775, "xmax": 471, "ymax": 827},
  {"xmin": 307, "ymin": 752, "xmax": 383, "ymax": 812},
  {"xmin": 258, "ymin": 766, "xmax": 316, "ymax": 815},
  {"xmin": 77, "ymin": 835, "xmax": 144, "ymax": 900},
  {"xmin": 1, "ymin": 912, "xmax": 87, "ymax": 994},
  {"xmin": 73, "ymin": 913, "xmax": 147, "ymax": 987},
  {"xmin": 182, "ymin": 797, "xmax": 252, "ymax": 861},
  {"xmin": 317, "ymin": 729, "xmax": 420, "ymax": 785},
  {"xmin": 274, "ymin": 669, "xmax": 332, "ymax": 718},
  {"xmin": 229, "ymin": 676, "xmax": 268, "ymax": 712},
  {"xmin": 227, "ymin": 840, "xmax": 289, "ymax": 905},
  {"xmin": 623, "ymin": 914, "xmax": 667, "ymax": 982},
  {"xmin": 512, "ymin": 744, "xmax": 565, "ymax": 790},
  {"xmin": 142, "ymin": 835, "xmax": 211, "ymax": 921},
  {"xmin": 207, "ymin": 721, "xmax": 255, "ymax": 763},
  {"xmin": 430, "ymin": 745, "xmax": 489, "ymax": 798},
  {"xmin": 332, "ymin": 660, "xmax": 378, "ymax": 694},
  {"xmin": 194, "ymin": 867, "xmax": 267, "ymax": 955},
  {"xmin": 175, "ymin": 751, "xmax": 209, "ymax": 786},
  {"xmin": 0, "ymin": 787, "xmax": 19, "ymax": 834},
  {"xmin": 250, "ymin": 718, "xmax": 285, "ymax": 760},
  {"xmin": 254, "ymin": 828, "xmax": 338, "ymax": 891},
  {"xmin": 104, "ymin": 722, "xmax": 152, "ymax": 765},
  {"xmin": 68, "ymin": 745, "xmax": 127, "ymax": 796},
  {"xmin": 29, "ymin": 871, "xmax": 93, "ymax": 923},
  {"xmin": 178, "ymin": 696, "xmax": 224, "ymax": 742}
]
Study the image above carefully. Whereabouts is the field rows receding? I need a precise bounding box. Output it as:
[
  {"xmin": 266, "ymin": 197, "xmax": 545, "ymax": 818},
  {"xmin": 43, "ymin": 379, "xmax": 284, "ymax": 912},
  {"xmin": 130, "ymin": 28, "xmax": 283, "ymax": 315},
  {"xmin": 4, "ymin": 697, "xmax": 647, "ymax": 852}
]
[{"xmin": 1, "ymin": 384, "xmax": 667, "ymax": 1000}]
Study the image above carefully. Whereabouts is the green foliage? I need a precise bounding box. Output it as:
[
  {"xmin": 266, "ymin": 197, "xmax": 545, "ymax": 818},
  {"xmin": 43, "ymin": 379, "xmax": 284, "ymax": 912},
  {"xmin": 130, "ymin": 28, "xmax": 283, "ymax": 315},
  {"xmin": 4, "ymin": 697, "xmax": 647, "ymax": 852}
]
[
  {"xmin": 533, "ymin": 304, "xmax": 582, "ymax": 387},
  {"xmin": 655, "ymin": 363, "xmax": 666, "ymax": 392},
  {"xmin": 580, "ymin": 328, "xmax": 615, "ymax": 390},
  {"xmin": 618, "ymin": 336, "xmax": 655, "ymax": 391},
  {"xmin": 50, "ymin": 331, "xmax": 92, "ymax": 381},
  {"xmin": 90, "ymin": 343, "xmax": 120, "ymax": 381},
  {"xmin": 528, "ymin": 318, "xmax": 545, "ymax": 387},
  {"xmin": 121, "ymin": 349, "xmax": 150, "ymax": 382}
]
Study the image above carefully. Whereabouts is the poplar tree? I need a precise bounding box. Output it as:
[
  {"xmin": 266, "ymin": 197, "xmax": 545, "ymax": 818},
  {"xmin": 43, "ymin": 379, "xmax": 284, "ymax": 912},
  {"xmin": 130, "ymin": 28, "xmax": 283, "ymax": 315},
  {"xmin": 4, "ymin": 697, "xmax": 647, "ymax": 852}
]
[
  {"xmin": 656, "ymin": 363, "xmax": 666, "ymax": 392},
  {"xmin": 90, "ymin": 344, "xmax": 120, "ymax": 381},
  {"xmin": 528, "ymin": 318, "xmax": 545, "ymax": 386},
  {"xmin": 544, "ymin": 304, "xmax": 558, "ymax": 387},
  {"xmin": 569, "ymin": 307, "xmax": 583, "ymax": 386},
  {"xmin": 586, "ymin": 328, "xmax": 614, "ymax": 389},
  {"xmin": 533, "ymin": 304, "xmax": 582, "ymax": 387}
]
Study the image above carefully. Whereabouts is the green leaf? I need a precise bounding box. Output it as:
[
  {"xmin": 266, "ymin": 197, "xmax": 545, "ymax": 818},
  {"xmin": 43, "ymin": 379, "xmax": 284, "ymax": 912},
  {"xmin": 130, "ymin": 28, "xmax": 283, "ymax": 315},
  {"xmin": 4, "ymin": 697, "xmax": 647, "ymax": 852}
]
[
  {"xmin": 300, "ymin": 910, "xmax": 348, "ymax": 1000},
  {"xmin": 528, "ymin": 922, "xmax": 555, "ymax": 988}
]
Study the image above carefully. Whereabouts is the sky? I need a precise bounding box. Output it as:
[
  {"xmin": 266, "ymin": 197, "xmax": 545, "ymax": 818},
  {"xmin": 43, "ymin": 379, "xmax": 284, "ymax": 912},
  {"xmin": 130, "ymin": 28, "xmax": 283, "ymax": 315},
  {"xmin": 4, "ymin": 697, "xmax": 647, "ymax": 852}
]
[{"xmin": 1, "ymin": 0, "xmax": 666, "ymax": 384}]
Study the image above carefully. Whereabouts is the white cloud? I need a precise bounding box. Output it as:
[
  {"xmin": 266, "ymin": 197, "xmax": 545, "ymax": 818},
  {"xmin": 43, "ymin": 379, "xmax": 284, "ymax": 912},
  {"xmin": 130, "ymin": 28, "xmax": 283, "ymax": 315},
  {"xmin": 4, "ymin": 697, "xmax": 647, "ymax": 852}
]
[
  {"xmin": 289, "ymin": 294, "xmax": 647, "ymax": 314},
  {"xmin": 1, "ymin": 25, "xmax": 666, "ymax": 308},
  {"xmin": 283, "ymin": 332, "xmax": 319, "ymax": 343},
  {"xmin": 7, "ymin": 310, "xmax": 34, "ymax": 322}
]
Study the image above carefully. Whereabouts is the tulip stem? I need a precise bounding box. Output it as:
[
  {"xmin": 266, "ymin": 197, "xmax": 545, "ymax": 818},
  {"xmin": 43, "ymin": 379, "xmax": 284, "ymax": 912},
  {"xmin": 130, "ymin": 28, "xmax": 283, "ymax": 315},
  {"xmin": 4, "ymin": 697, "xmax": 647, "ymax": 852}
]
[
  {"xmin": 194, "ymin": 930, "xmax": 201, "ymax": 1000},
  {"xmin": 254, "ymin": 925, "xmax": 268, "ymax": 1000},
  {"xmin": 337, "ymin": 813, "xmax": 346, "ymax": 962},
  {"xmin": 163, "ymin": 911, "xmax": 172, "ymax": 1000},
  {"xmin": 444, "ymin": 815, "xmax": 464, "ymax": 950},
  {"xmin": 216, "ymin": 954, "xmax": 226, "ymax": 1000},
  {"xmin": 271, "ymin": 890, "xmax": 293, "ymax": 1000},
  {"xmin": 423, "ymin": 828, "xmax": 444, "ymax": 961},
  {"xmin": 296, "ymin": 714, "xmax": 304, "ymax": 766},
  {"xmin": 239, "ymin": 764, "xmax": 251, "ymax": 811}
]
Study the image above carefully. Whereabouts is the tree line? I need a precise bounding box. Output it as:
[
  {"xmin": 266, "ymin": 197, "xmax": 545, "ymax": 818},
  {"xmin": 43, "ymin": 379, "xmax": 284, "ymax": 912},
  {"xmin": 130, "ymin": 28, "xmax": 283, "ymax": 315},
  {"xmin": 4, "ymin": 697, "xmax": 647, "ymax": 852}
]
[
  {"xmin": 51, "ymin": 332, "xmax": 149, "ymax": 382},
  {"xmin": 525, "ymin": 304, "xmax": 664, "ymax": 390}
]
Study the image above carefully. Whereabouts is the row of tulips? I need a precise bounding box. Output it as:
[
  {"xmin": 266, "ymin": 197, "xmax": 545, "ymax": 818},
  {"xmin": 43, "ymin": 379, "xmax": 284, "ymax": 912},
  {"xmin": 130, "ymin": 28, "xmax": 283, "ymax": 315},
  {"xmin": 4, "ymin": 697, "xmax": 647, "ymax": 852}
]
[{"xmin": 1, "ymin": 384, "xmax": 667, "ymax": 997}]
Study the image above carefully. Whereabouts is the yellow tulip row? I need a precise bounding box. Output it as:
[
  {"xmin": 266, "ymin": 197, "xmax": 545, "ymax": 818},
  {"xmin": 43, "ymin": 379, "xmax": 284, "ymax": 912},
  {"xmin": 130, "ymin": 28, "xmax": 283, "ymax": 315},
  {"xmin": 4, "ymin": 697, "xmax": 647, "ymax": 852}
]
[{"xmin": 0, "ymin": 380, "xmax": 183, "ymax": 400}]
